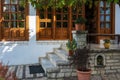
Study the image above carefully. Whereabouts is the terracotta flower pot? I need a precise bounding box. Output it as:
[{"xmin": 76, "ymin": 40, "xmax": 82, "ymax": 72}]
[
  {"xmin": 69, "ymin": 50, "xmax": 73, "ymax": 56},
  {"xmin": 77, "ymin": 70, "xmax": 91, "ymax": 80}
]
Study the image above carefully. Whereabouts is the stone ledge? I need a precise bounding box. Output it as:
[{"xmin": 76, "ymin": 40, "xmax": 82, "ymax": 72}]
[
  {"xmin": 0, "ymin": 41, "xmax": 29, "ymax": 46},
  {"xmin": 36, "ymin": 40, "xmax": 67, "ymax": 45},
  {"xmin": 72, "ymin": 30, "xmax": 88, "ymax": 34},
  {"xmin": 90, "ymin": 49, "xmax": 120, "ymax": 53}
]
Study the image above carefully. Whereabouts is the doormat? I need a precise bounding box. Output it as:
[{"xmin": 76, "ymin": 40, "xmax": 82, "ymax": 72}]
[{"xmin": 29, "ymin": 65, "xmax": 45, "ymax": 74}]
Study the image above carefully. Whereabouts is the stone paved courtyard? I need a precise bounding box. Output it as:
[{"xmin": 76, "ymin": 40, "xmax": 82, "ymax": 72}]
[
  {"xmin": 6, "ymin": 64, "xmax": 120, "ymax": 80},
  {"xmin": 1, "ymin": 43, "xmax": 120, "ymax": 80}
]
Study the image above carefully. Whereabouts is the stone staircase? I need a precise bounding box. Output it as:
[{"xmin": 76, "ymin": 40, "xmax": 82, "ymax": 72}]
[
  {"xmin": 39, "ymin": 44, "xmax": 120, "ymax": 80},
  {"xmin": 39, "ymin": 44, "xmax": 77, "ymax": 80}
]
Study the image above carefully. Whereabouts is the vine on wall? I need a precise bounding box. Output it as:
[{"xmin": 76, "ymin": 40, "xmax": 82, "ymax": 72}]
[{"xmin": 20, "ymin": 0, "xmax": 120, "ymax": 9}]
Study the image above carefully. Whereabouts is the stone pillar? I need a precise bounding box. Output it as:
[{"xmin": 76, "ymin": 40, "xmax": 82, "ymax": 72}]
[{"xmin": 72, "ymin": 30, "xmax": 87, "ymax": 48}]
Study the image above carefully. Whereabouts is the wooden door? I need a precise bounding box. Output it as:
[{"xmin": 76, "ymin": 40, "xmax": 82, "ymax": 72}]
[
  {"xmin": 97, "ymin": 1, "xmax": 115, "ymax": 40},
  {"xmin": 37, "ymin": 6, "xmax": 85, "ymax": 40},
  {"xmin": 37, "ymin": 8, "xmax": 69, "ymax": 40},
  {"xmin": 37, "ymin": 8, "xmax": 53, "ymax": 40},
  {"xmin": 0, "ymin": 0, "xmax": 28, "ymax": 41},
  {"xmin": 99, "ymin": 1, "xmax": 111, "ymax": 34},
  {"xmin": 55, "ymin": 8, "xmax": 69, "ymax": 40}
]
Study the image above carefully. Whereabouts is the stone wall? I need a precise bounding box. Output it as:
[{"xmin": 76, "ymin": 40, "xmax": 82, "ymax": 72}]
[
  {"xmin": 72, "ymin": 30, "xmax": 87, "ymax": 48},
  {"xmin": 89, "ymin": 49, "xmax": 120, "ymax": 74},
  {"xmin": 72, "ymin": 30, "xmax": 120, "ymax": 75}
]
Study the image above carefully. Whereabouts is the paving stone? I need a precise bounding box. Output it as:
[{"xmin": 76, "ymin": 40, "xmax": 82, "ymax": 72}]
[
  {"xmin": 64, "ymin": 72, "xmax": 71, "ymax": 77},
  {"xmin": 60, "ymin": 68, "xmax": 73, "ymax": 72},
  {"xmin": 71, "ymin": 72, "xmax": 77, "ymax": 76},
  {"xmin": 25, "ymin": 65, "xmax": 33, "ymax": 78},
  {"xmin": 16, "ymin": 65, "xmax": 23, "ymax": 79},
  {"xmin": 56, "ymin": 79, "xmax": 63, "ymax": 80},
  {"xmin": 6, "ymin": 66, "xmax": 16, "ymax": 77},
  {"xmin": 9, "ymin": 66, "xmax": 16, "ymax": 72},
  {"xmin": 116, "ymin": 73, "xmax": 120, "ymax": 79},
  {"xmin": 102, "ymin": 75, "xmax": 109, "ymax": 80},
  {"xmin": 6, "ymin": 64, "xmax": 120, "ymax": 80},
  {"xmin": 36, "ymin": 73, "xmax": 44, "ymax": 77},
  {"xmin": 91, "ymin": 75, "xmax": 102, "ymax": 80}
]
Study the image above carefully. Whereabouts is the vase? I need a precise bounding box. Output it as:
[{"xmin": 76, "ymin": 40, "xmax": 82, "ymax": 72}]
[{"xmin": 104, "ymin": 43, "xmax": 110, "ymax": 49}]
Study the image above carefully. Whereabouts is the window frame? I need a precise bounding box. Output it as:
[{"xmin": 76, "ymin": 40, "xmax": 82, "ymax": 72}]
[
  {"xmin": 0, "ymin": 0, "xmax": 29, "ymax": 41},
  {"xmin": 36, "ymin": 6, "xmax": 85, "ymax": 40}
]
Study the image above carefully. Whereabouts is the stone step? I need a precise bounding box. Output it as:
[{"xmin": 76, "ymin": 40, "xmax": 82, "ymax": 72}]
[
  {"xmin": 47, "ymin": 53, "xmax": 66, "ymax": 67},
  {"xmin": 60, "ymin": 43, "xmax": 68, "ymax": 52},
  {"xmin": 54, "ymin": 48, "xmax": 68, "ymax": 61},
  {"xmin": 40, "ymin": 57, "xmax": 59, "ymax": 73}
]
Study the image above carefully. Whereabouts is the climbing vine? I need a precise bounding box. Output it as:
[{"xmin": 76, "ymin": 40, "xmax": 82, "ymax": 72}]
[{"xmin": 20, "ymin": 0, "xmax": 120, "ymax": 9}]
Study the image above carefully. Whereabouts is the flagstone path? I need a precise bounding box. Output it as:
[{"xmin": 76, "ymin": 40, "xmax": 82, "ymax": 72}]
[{"xmin": 6, "ymin": 64, "xmax": 120, "ymax": 80}]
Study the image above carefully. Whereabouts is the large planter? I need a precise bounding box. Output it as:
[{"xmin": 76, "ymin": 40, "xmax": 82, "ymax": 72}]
[
  {"xmin": 104, "ymin": 43, "xmax": 110, "ymax": 49},
  {"xmin": 77, "ymin": 70, "xmax": 91, "ymax": 80}
]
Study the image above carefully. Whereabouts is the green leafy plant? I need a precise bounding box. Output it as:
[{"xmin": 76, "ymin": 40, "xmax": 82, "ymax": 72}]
[
  {"xmin": 75, "ymin": 16, "xmax": 86, "ymax": 24},
  {"xmin": 103, "ymin": 39, "xmax": 110, "ymax": 43},
  {"xmin": 66, "ymin": 39, "xmax": 77, "ymax": 50},
  {"xmin": 103, "ymin": 39, "xmax": 111, "ymax": 49},
  {"xmin": 19, "ymin": 0, "xmax": 120, "ymax": 9},
  {"xmin": 71, "ymin": 47, "xmax": 90, "ymax": 71},
  {"xmin": 69, "ymin": 47, "xmax": 91, "ymax": 80}
]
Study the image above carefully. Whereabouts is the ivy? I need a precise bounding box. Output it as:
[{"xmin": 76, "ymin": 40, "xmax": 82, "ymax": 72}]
[{"xmin": 21, "ymin": 0, "xmax": 120, "ymax": 9}]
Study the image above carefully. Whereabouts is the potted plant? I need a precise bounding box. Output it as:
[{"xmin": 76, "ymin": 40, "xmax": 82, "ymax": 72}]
[
  {"xmin": 103, "ymin": 39, "xmax": 111, "ymax": 49},
  {"xmin": 75, "ymin": 16, "xmax": 86, "ymax": 31},
  {"xmin": 70, "ymin": 47, "xmax": 91, "ymax": 80},
  {"xmin": 66, "ymin": 39, "xmax": 77, "ymax": 56}
]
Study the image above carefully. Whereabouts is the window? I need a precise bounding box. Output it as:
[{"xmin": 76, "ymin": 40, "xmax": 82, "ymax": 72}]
[
  {"xmin": 100, "ymin": 1, "xmax": 111, "ymax": 29},
  {"xmin": 0, "ymin": 0, "xmax": 29, "ymax": 41},
  {"xmin": 96, "ymin": 1, "xmax": 115, "ymax": 43},
  {"xmin": 36, "ymin": 6, "xmax": 85, "ymax": 40},
  {"xmin": 39, "ymin": 8, "xmax": 52, "ymax": 28},
  {"xmin": 72, "ymin": 6, "xmax": 85, "ymax": 29},
  {"xmin": 56, "ymin": 7, "xmax": 68, "ymax": 28}
]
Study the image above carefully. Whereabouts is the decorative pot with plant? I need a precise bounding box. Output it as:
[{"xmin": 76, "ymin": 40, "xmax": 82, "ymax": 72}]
[
  {"xmin": 103, "ymin": 39, "xmax": 111, "ymax": 49},
  {"xmin": 75, "ymin": 16, "xmax": 86, "ymax": 31},
  {"xmin": 70, "ymin": 47, "xmax": 91, "ymax": 80},
  {"xmin": 66, "ymin": 39, "xmax": 77, "ymax": 56}
]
